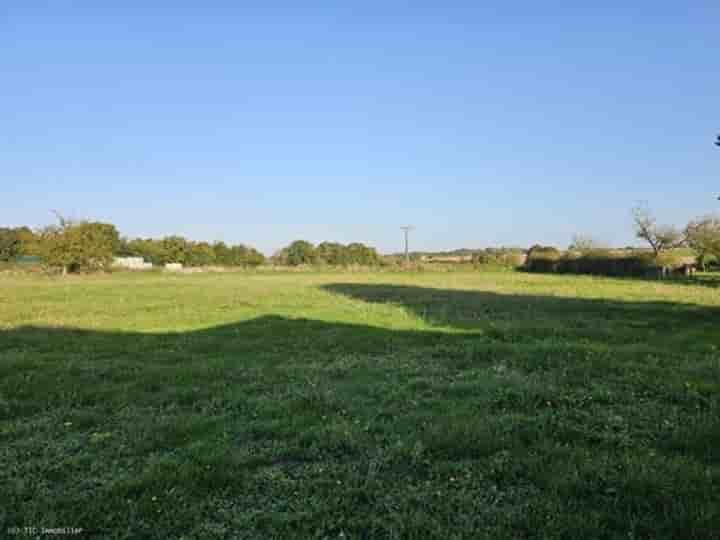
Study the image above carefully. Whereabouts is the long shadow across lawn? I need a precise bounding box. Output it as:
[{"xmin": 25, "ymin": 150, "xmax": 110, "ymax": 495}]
[
  {"xmin": 1, "ymin": 287, "xmax": 719, "ymax": 538},
  {"xmin": 322, "ymin": 282, "xmax": 720, "ymax": 347}
]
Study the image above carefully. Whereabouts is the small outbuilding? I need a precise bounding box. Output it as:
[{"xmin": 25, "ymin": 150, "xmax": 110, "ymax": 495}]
[{"xmin": 113, "ymin": 257, "xmax": 153, "ymax": 270}]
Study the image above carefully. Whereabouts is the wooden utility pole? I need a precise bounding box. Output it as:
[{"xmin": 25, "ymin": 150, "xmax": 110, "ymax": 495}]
[{"xmin": 400, "ymin": 226, "xmax": 414, "ymax": 263}]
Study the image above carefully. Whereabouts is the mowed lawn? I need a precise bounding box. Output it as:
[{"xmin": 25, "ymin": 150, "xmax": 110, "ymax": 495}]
[{"xmin": 1, "ymin": 270, "xmax": 719, "ymax": 539}]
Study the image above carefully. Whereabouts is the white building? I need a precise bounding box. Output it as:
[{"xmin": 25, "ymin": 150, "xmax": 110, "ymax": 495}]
[{"xmin": 113, "ymin": 257, "xmax": 153, "ymax": 270}]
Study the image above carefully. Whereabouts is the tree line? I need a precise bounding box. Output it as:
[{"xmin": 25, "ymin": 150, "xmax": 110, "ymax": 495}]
[
  {"xmin": 0, "ymin": 219, "xmax": 266, "ymax": 274},
  {"xmin": 0, "ymin": 218, "xmax": 383, "ymax": 273},
  {"xmin": 4, "ymin": 201, "xmax": 719, "ymax": 276},
  {"xmin": 117, "ymin": 236, "xmax": 265, "ymax": 268}
]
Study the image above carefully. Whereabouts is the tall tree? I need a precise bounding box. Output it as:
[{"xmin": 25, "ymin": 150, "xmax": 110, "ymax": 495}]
[
  {"xmin": 685, "ymin": 215, "xmax": 720, "ymax": 270},
  {"xmin": 631, "ymin": 205, "xmax": 682, "ymax": 257}
]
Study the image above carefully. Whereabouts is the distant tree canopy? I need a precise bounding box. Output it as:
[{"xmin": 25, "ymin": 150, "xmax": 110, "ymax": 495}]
[
  {"xmin": 316, "ymin": 242, "xmax": 346, "ymax": 265},
  {"xmin": 120, "ymin": 237, "xmax": 265, "ymax": 267},
  {"xmin": 345, "ymin": 242, "xmax": 381, "ymax": 265},
  {"xmin": 207, "ymin": 241, "xmax": 263, "ymax": 267},
  {"xmin": 284, "ymin": 240, "xmax": 318, "ymax": 266},
  {"xmin": 1, "ymin": 216, "xmax": 392, "ymax": 274},
  {"xmin": 275, "ymin": 240, "xmax": 381, "ymax": 266}
]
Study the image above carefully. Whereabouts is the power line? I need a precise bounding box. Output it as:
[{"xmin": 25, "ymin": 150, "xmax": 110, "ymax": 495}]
[{"xmin": 400, "ymin": 226, "xmax": 414, "ymax": 263}]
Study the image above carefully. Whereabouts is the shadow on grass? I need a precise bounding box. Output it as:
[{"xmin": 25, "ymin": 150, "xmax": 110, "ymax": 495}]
[
  {"xmin": 322, "ymin": 282, "xmax": 720, "ymax": 347},
  {"xmin": 1, "ymin": 287, "xmax": 720, "ymax": 538}
]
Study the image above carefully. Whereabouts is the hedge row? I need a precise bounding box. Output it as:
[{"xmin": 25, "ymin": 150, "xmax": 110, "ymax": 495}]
[
  {"xmin": 525, "ymin": 249, "xmax": 695, "ymax": 277},
  {"xmin": 472, "ymin": 251, "xmax": 527, "ymax": 268}
]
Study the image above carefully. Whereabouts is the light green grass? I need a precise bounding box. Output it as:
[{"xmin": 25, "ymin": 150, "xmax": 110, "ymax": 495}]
[{"xmin": 1, "ymin": 270, "xmax": 719, "ymax": 538}]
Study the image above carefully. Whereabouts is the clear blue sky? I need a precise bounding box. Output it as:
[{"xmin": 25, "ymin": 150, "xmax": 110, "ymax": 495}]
[{"xmin": 3, "ymin": 2, "xmax": 719, "ymax": 254}]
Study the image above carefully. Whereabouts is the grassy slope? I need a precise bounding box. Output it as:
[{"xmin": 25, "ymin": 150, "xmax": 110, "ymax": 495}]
[{"xmin": 1, "ymin": 271, "xmax": 719, "ymax": 539}]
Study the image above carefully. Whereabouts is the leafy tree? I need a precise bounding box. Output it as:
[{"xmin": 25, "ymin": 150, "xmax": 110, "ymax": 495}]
[
  {"xmin": 0, "ymin": 227, "xmax": 42, "ymax": 261},
  {"xmin": 212, "ymin": 241, "xmax": 233, "ymax": 265},
  {"xmin": 239, "ymin": 245, "xmax": 265, "ymax": 267},
  {"xmin": 122, "ymin": 238, "xmax": 167, "ymax": 265},
  {"xmin": 314, "ymin": 242, "xmax": 381, "ymax": 266},
  {"xmin": 160, "ymin": 236, "xmax": 191, "ymax": 265},
  {"xmin": 186, "ymin": 241, "xmax": 216, "ymax": 267},
  {"xmin": 685, "ymin": 215, "xmax": 720, "ymax": 270},
  {"xmin": 346, "ymin": 242, "xmax": 380, "ymax": 265},
  {"xmin": 631, "ymin": 205, "xmax": 682, "ymax": 257},
  {"xmin": 316, "ymin": 242, "xmax": 347, "ymax": 265},
  {"xmin": 210, "ymin": 242, "xmax": 264, "ymax": 267},
  {"xmin": 228, "ymin": 245, "xmax": 249, "ymax": 266},
  {"xmin": 284, "ymin": 240, "xmax": 317, "ymax": 266},
  {"xmin": 0, "ymin": 228, "xmax": 21, "ymax": 261},
  {"xmin": 41, "ymin": 220, "xmax": 120, "ymax": 274},
  {"xmin": 115, "ymin": 237, "xmax": 134, "ymax": 257},
  {"xmin": 230, "ymin": 245, "xmax": 251, "ymax": 266},
  {"xmin": 119, "ymin": 237, "xmax": 264, "ymax": 268},
  {"xmin": 15, "ymin": 227, "xmax": 41, "ymax": 256}
]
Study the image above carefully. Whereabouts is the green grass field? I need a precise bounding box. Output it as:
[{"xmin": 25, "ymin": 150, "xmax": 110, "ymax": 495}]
[{"xmin": 2, "ymin": 270, "xmax": 719, "ymax": 539}]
